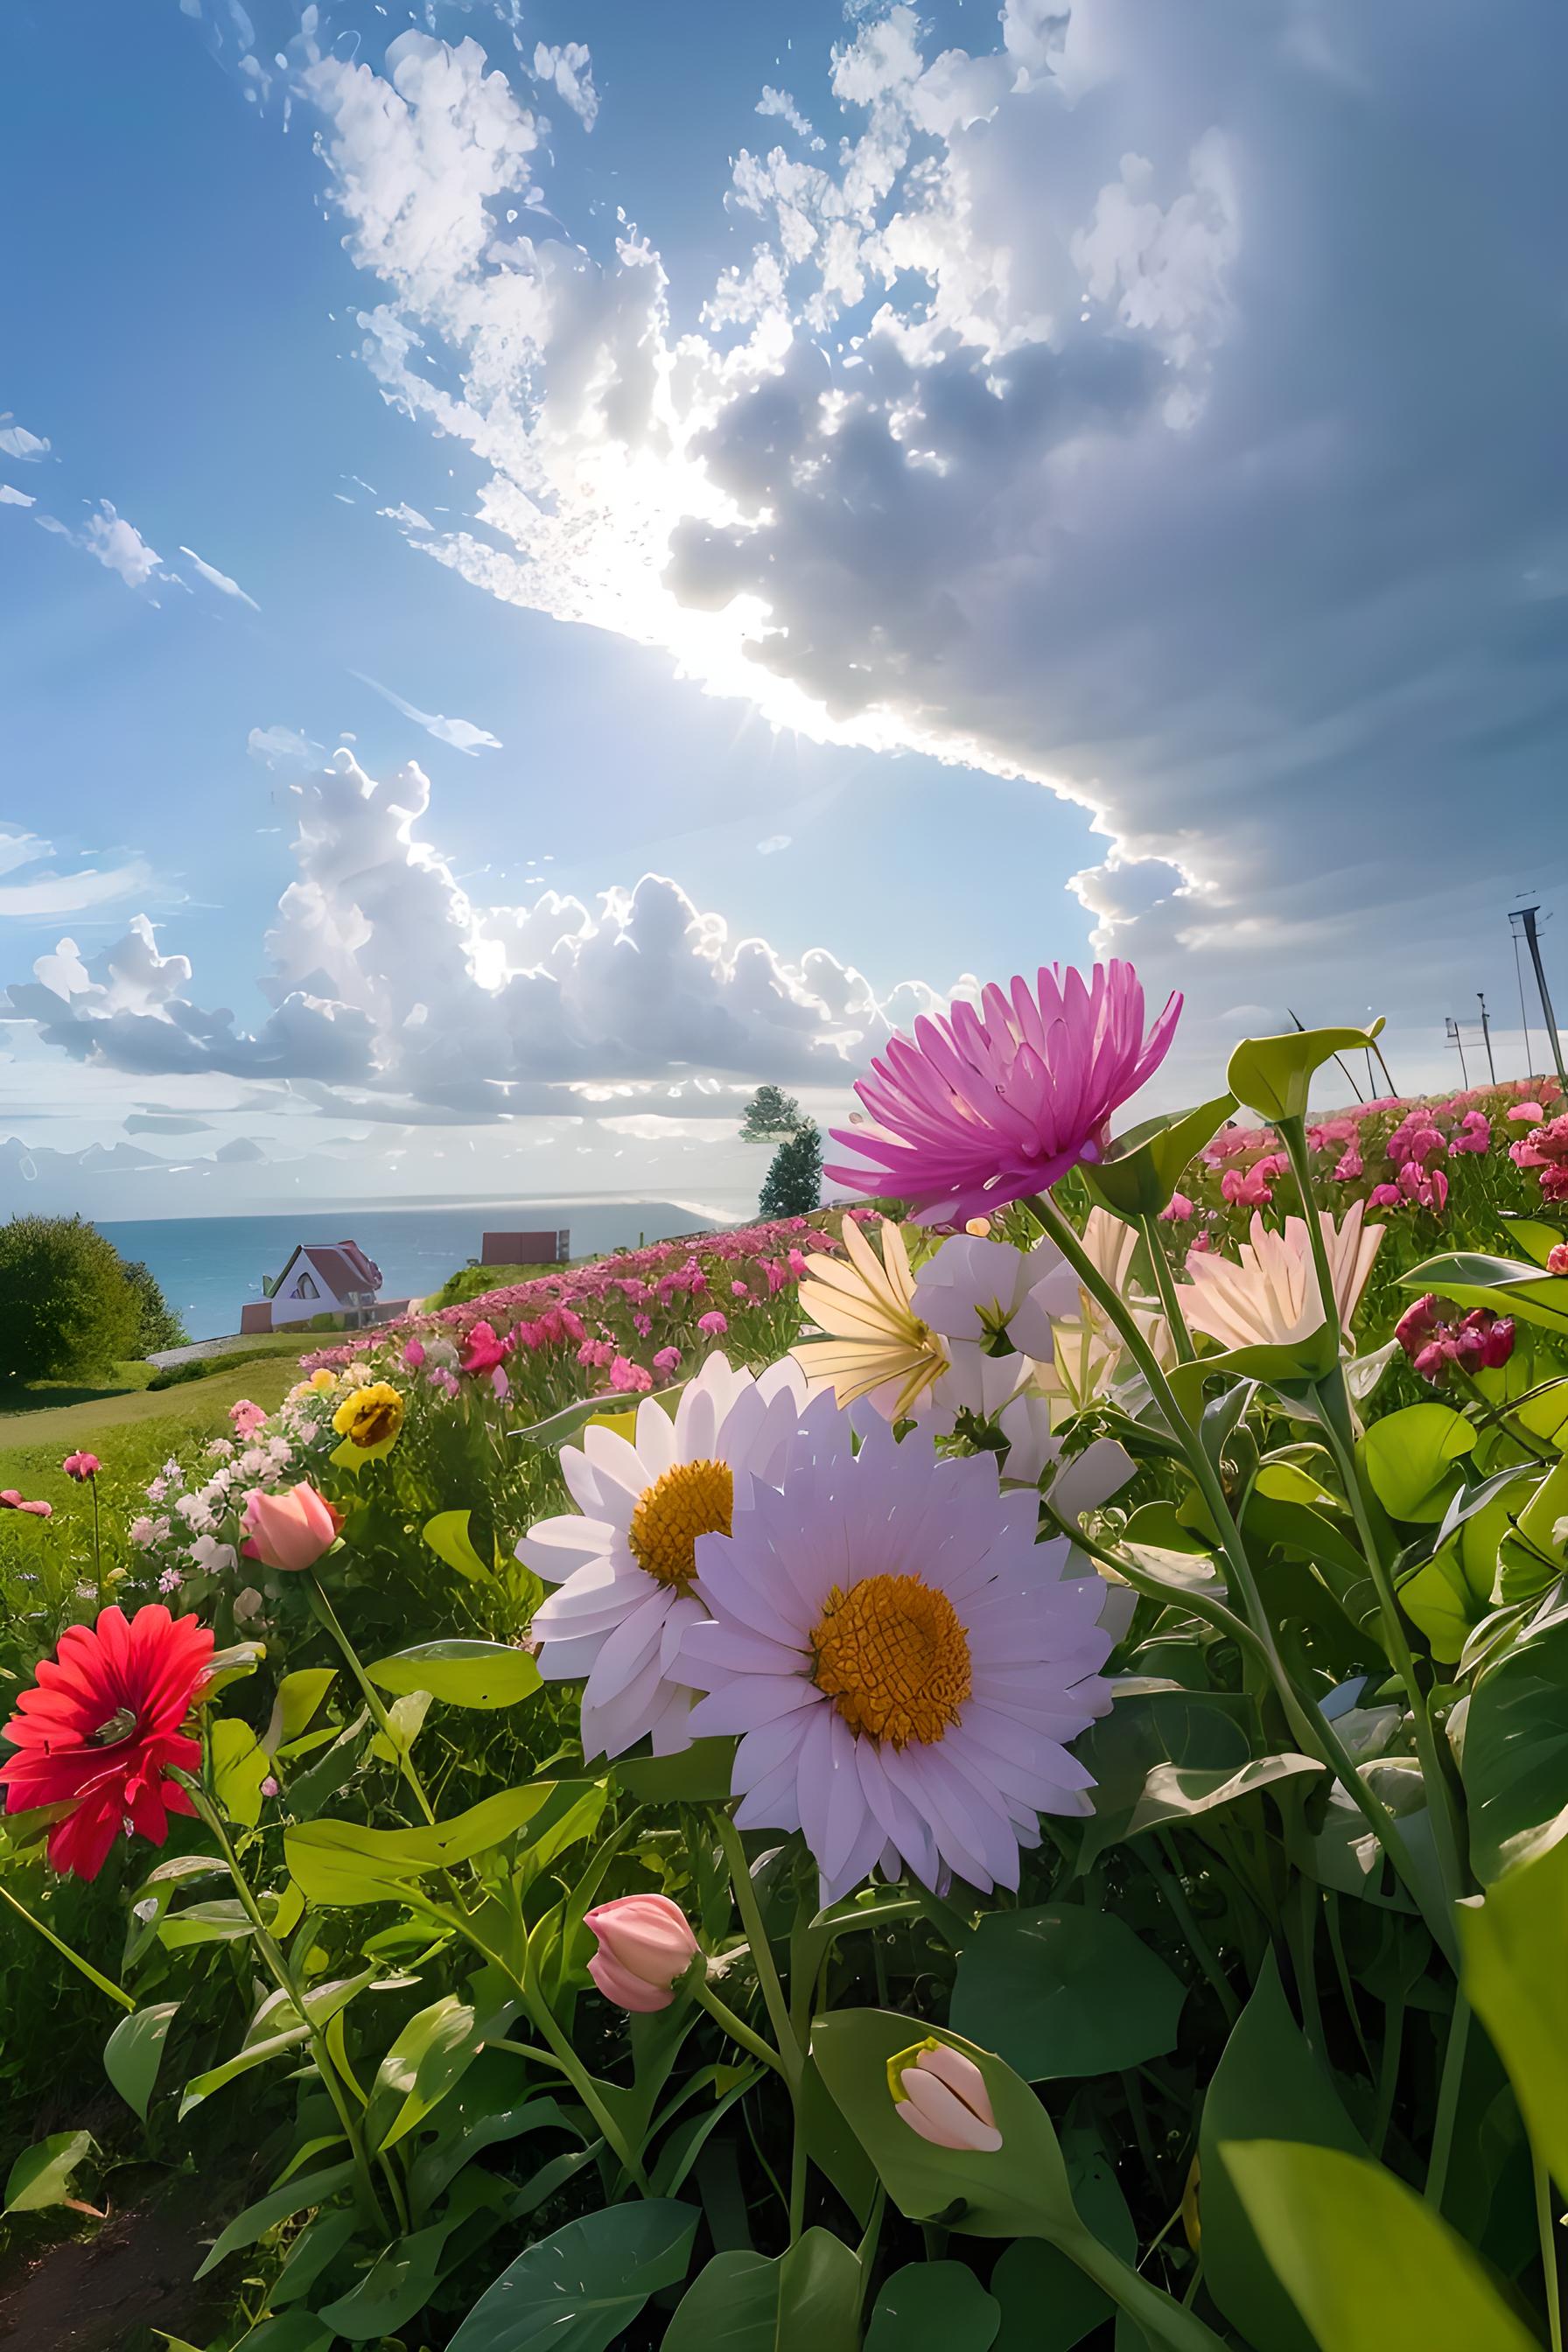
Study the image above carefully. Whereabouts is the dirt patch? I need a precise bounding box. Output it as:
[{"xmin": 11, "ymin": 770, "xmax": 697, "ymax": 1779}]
[{"xmin": 0, "ymin": 2195, "xmax": 224, "ymax": 2352}]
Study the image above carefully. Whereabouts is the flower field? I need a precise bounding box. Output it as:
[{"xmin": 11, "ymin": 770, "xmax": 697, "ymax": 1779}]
[{"xmin": 4, "ymin": 976, "xmax": 1568, "ymax": 2352}]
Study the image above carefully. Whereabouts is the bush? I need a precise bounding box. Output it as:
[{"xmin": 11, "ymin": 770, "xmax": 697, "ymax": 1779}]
[
  {"xmin": 0, "ymin": 1214, "xmax": 140, "ymax": 1385},
  {"xmin": 424, "ymin": 1262, "xmax": 565, "ymax": 1312},
  {"xmin": 121, "ymin": 1256, "xmax": 187, "ymax": 1355},
  {"xmin": 759, "ymin": 1121, "xmax": 822, "ymax": 1217}
]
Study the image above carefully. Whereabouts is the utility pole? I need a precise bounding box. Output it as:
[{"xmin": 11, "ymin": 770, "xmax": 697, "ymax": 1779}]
[
  {"xmin": 1514, "ymin": 925, "xmax": 1536, "ymax": 1081},
  {"xmin": 1511, "ymin": 905, "xmax": 1568, "ymax": 1088},
  {"xmin": 1476, "ymin": 993, "xmax": 1496, "ymax": 1084},
  {"xmin": 1446, "ymin": 1016, "xmax": 1469, "ymax": 1087}
]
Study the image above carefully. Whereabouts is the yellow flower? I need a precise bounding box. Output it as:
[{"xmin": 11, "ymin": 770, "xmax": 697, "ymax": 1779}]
[
  {"xmin": 332, "ymin": 1381, "xmax": 404, "ymax": 1458},
  {"xmin": 791, "ymin": 1217, "xmax": 948, "ymax": 1418},
  {"xmin": 309, "ymin": 1367, "xmax": 337, "ymax": 1393}
]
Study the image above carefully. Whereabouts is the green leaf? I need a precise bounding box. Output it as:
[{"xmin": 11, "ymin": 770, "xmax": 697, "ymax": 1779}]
[
  {"xmin": 614, "ymin": 1738, "xmax": 738, "ymax": 1803},
  {"xmin": 1358, "ymin": 1403, "xmax": 1476, "ymax": 1523},
  {"xmin": 4, "ymin": 2130, "xmax": 96, "ymax": 2215},
  {"xmin": 1400, "ymin": 1252, "xmax": 1568, "ymax": 1337},
  {"xmin": 1459, "ymin": 1824, "xmax": 1568, "ymax": 2188},
  {"xmin": 1222, "ymin": 2139, "xmax": 1538, "ymax": 2352},
  {"xmin": 1227, "ymin": 1021, "xmax": 1384, "ymax": 1124},
  {"xmin": 950, "ymin": 1905, "xmax": 1186, "ymax": 2082},
  {"xmin": 320, "ymin": 2171, "xmax": 501, "ymax": 2339},
  {"xmin": 368, "ymin": 1639, "xmax": 542, "ymax": 1709},
  {"xmin": 1463, "ymin": 1610, "xmax": 1568, "ymax": 1880},
  {"xmin": 990, "ymin": 2239, "xmax": 1110, "ymax": 2352},
  {"xmin": 235, "ymin": 2320, "xmax": 335, "ymax": 2352},
  {"xmin": 1081, "ymin": 1094, "xmax": 1236, "ymax": 1220},
  {"xmin": 194, "ymin": 2159, "xmax": 357, "ymax": 2280},
  {"xmin": 663, "ymin": 2230, "xmax": 864, "ymax": 2352},
  {"xmin": 1074, "ymin": 1687, "xmax": 1252, "ymax": 1869},
  {"xmin": 285, "ymin": 1784, "xmax": 563, "ymax": 1906},
  {"xmin": 1125, "ymin": 1754, "xmax": 1323, "ymax": 1837},
  {"xmin": 104, "ymin": 2001, "xmax": 178, "ymax": 2122},
  {"xmin": 424, "ymin": 1508, "xmax": 495, "ymax": 1582},
  {"xmin": 516, "ymin": 1384, "xmax": 682, "ymax": 1452},
  {"xmin": 866, "ymin": 2259, "xmax": 999, "ymax": 2351},
  {"xmin": 263, "ymin": 1667, "xmax": 338, "ymax": 1755},
  {"xmin": 178, "ymin": 2025, "xmax": 312, "ymax": 2119},
  {"xmin": 1401, "ymin": 1480, "xmax": 1523, "ymax": 1662},
  {"xmin": 209, "ymin": 1714, "xmax": 270, "ymax": 1830},
  {"xmin": 365, "ymin": 1993, "xmax": 486, "ymax": 2153},
  {"xmin": 1198, "ymin": 1955, "xmax": 1362, "ymax": 2352},
  {"xmin": 445, "ymin": 2200, "xmax": 698, "ymax": 2352},
  {"xmin": 269, "ymin": 2207, "xmax": 359, "ymax": 2307}
]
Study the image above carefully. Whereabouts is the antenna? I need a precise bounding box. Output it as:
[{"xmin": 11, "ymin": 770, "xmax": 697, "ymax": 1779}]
[
  {"xmin": 1514, "ymin": 923, "xmax": 1536, "ymax": 1080},
  {"xmin": 1509, "ymin": 905, "xmax": 1567, "ymax": 1088}
]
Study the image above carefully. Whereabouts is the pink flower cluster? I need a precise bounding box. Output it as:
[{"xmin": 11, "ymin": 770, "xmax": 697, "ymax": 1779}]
[
  {"xmin": 1510, "ymin": 1112, "xmax": 1568, "ymax": 1204},
  {"xmin": 1395, "ymin": 1293, "xmax": 1516, "ymax": 1385}
]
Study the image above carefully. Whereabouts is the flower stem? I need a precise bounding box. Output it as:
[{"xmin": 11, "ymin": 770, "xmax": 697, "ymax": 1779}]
[
  {"xmin": 305, "ymin": 1573, "xmax": 438, "ymax": 1827},
  {"xmin": 692, "ymin": 1977, "xmax": 788, "ymax": 2076},
  {"xmin": 1424, "ymin": 1992, "xmax": 1470, "ymax": 2208},
  {"xmin": 0, "ymin": 1879, "xmax": 135, "ymax": 2012},
  {"xmin": 519, "ymin": 1918, "xmax": 654, "ymax": 2194},
  {"xmin": 711, "ymin": 1810, "xmax": 803, "ymax": 2089},
  {"xmin": 1138, "ymin": 1213, "xmax": 1196, "ymax": 1364},
  {"xmin": 1536, "ymin": 2146, "xmax": 1564, "ymax": 2352}
]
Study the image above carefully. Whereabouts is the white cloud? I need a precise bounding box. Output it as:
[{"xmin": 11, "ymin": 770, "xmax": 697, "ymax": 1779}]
[
  {"xmin": 756, "ymin": 88, "xmax": 823, "ymax": 150},
  {"xmin": 38, "ymin": 499, "xmax": 165, "ymax": 593},
  {"xmin": 6, "ymin": 748, "xmax": 955, "ymax": 1113},
  {"xmin": 532, "ymin": 40, "xmax": 598, "ymax": 129},
  {"xmin": 0, "ymin": 828, "xmax": 153, "ymax": 918},
  {"xmin": 0, "ymin": 421, "xmax": 49, "ymax": 462},
  {"xmin": 351, "ymin": 670, "xmax": 501, "ymax": 755},
  {"xmin": 178, "ymin": 543, "xmax": 261, "ymax": 609},
  {"xmin": 283, "ymin": 1, "xmax": 1568, "ymax": 1077},
  {"xmin": 757, "ymin": 834, "xmax": 792, "ymax": 855},
  {"xmin": 248, "ymin": 724, "xmax": 324, "ymax": 770},
  {"xmin": 0, "ymin": 485, "xmax": 35, "ymax": 508}
]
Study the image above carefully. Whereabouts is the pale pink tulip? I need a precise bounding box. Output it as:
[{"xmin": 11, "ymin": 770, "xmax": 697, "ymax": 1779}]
[
  {"xmin": 242, "ymin": 1483, "xmax": 343, "ymax": 1573},
  {"xmin": 892, "ymin": 2040, "xmax": 1003, "ymax": 2153},
  {"xmin": 584, "ymin": 1894, "xmax": 698, "ymax": 2012}
]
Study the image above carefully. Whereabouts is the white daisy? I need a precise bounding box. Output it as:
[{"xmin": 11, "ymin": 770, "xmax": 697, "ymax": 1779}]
[
  {"xmin": 519, "ymin": 1352, "xmax": 812, "ymax": 1760},
  {"xmin": 679, "ymin": 1401, "xmax": 1114, "ymax": 1902}
]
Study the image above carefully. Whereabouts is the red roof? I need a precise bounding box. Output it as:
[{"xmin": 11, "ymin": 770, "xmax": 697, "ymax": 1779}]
[{"xmin": 275, "ymin": 1241, "xmax": 383, "ymax": 1299}]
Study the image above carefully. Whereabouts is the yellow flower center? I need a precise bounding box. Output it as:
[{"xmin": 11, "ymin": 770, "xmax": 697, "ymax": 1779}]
[
  {"xmin": 628, "ymin": 1459, "xmax": 734, "ymax": 1591},
  {"xmin": 811, "ymin": 1573, "xmax": 971, "ymax": 1747}
]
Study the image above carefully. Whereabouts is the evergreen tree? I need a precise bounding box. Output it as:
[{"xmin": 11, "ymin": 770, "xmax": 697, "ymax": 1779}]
[
  {"xmin": 759, "ymin": 1121, "xmax": 823, "ymax": 1219},
  {"xmin": 739, "ymin": 1084, "xmax": 805, "ymax": 1144}
]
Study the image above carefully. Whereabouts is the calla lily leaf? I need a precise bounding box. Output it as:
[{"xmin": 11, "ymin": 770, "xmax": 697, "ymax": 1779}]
[
  {"xmin": 1401, "ymin": 1251, "xmax": 1568, "ymax": 1335},
  {"xmin": 1227, "ymin": 1021, "xmax": 1384, "ymax": 1124},
  {"xmin": 1082, "ymin": 1093, "xmax": 1236, "ymax": 1220}
]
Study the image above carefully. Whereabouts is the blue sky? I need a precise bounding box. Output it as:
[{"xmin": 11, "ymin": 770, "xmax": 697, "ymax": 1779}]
[{"xmin": 3, "ymin": 0, "xmax": 1565, "ymax": 1216}]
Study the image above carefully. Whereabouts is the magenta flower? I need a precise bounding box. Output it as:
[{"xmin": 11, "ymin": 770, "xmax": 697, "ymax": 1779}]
[
  {"xmin": 697, "ymin": 1310, "xmax": 729, "ymax": 1336},
  {"xmin": 826, "ymin": 961, "xmax": 1181, "ymax": 1223},
  {"xmin": 1334, "ymin": 1148, "xmax": 1363, "ymax": 1182},
  {"xmin": 1368, "ymin": 1182, "xmax": 1402, "ymax": 1208},
  {"xmin": 1159, "ymin": 1192, "xmax": 1195, "ymax": 1223},
  {"xmin": 653, "ymin": 1346, "xmax": 682, "ymax": 1375},
  {"xmin": 62, "ymin": 1452, "xmax": 101, "ymax": 1481},
  {"xmin": 1222, "ymin": 1165, "xmax": 1274, "ymax": 1209}
]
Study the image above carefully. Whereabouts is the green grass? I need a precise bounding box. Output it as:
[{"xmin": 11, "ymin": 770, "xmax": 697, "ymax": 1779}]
[
  {"xmin": 422, "ymin": 1260, "xmax": 566, "ymax": 1311},
  {"xmin": 0, "ymin": 1349, "xmax": 311, "ymax": 1474}
]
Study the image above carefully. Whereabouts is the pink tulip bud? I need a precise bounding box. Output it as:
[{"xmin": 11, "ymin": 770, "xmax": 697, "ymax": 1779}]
[
  {"xmin": 62, "ymin": 1452, "xmax": 101, "ymax": 1481},
  {"xmin": 584, "ymin": 1894, "xmax": 698, "ymax": 2013},
  {"xmin": 890, "ymin": 2039, "xmax": 1003, "ymax": 2153},
  {"xmin": 242, "ymin": 1483, "xmax": 343, "ymax": 1573}
]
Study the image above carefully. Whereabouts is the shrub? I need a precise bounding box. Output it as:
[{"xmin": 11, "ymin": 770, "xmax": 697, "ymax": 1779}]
[
  {"xmin": 424, "ymin": 1261, "xmax": 565, "ymax": 1312},
  {"xmin": 0, "ymin": 1214, "xmax": 140, "ymax": 1384},
  {"xmin": 120, "ymin": 1256, "xmax": 187, "ymax": 1355},
  {"xmin": 759, "ymin": 1121, "xmax": 822, "ymax": 1217}
]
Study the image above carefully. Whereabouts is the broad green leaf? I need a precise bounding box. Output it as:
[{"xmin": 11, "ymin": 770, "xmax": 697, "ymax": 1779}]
[
  {"xmin": 270, "ymin": 2207, "xmax": 359, "ymax": 2307},
  {"xmin": 1199, "ymin": 1956, "xmax": 1362, "ymax": 2352},
  {"xmin": 1463, "ymin": 1612, "xmax": 1568, "ymax": 1880},
  {"xmin": 1400, "ymin": 1252, "xmax": 1568, "ymax": 1337},
  {"xmin": 1081, "ymin": 1094, "xmax": 1236, "ymax": 1220},
  {"xmin": 445, "ymin": 2199, "xmax": 698, "ymax": 2352},
  {"xmin": 209, "ymin": 1714, "xmax": 270, "ymax": 1830},
  {"xmin": 1498, "ymin": 1457, "xmax": 1568, "ymax": 1605},
  {"xmin": 663, "ymin": 2230, "xmax": 864, "ymax": 2352},
  {"xmin": 263, "ymin": 1667, "xmax": 338, "ymax": 1755},
  {"xmin": 1168, "ymin": 1325, "xmax": 1340, "ymax": 1416},
  {"xmin": 1075, "ymin": 1688, "xmax": 1252, "ymax": 1869},
  {"xmin": 285, "ymin": 1784, "xmax": 562, "ymax": 1905},
  {"xmin": 515, "ymin": 1384, "xmax": 682, "ymax": 1452},
  {"xmin": 406, "ymin": 2055, "xmax": 578, "ymax": 2212},
  {"xmin": 1496, "ymin": 1213, "xmax": 1568, "ymax": 1269},
  {"xmin": 320, "ymin": 2171, "xmax": 500, "ymax": 2339},
  {"xmin": 424, "ymin": 1508, "xmax": 495, "ymax": 1582},
  {"xmin": 104, "ymin": 2001, "xmax": 178, "ymax": 2122},
  {"xmin": 866, "ymin": 2259, "xmax": 999, "ymax": 2351},
  {"xmin": 194, "ymin": 2159, "xmax": 357, "ymax": 2279},
  {"xmin": 1401, "ymin": 1482, "xmax": 1522, "ymax": 1662},
  {"xmin": 1358, "ymin": 1403, "xmax": 1475, "ymax": 1523},
  {"xmin": 614, "ymin": 1738, "xmax": 738, "ymax": 1803},
  {"xmin": 1227, "ymin": 1021, "xmax": 1383, "ymax": 1124},
  {"xmin": 1223, "ymin": 2139, "xmax": 1538, "ymax": 2352},
  {"xmin": 950, "ymin": 1905, "xmax": 1186, "ymax": 2082},
  {"xmin": 158, "ymin": 1898, "xmax": 258, "ymax": 1950},
  {"xmin": 368, "ymin": 1639, "xmax": 542, "ymax": 1709},
  {"xmin": 1460, "ymin": 1827, "xmax": 1568, "ymax": 2188},
  {"xmin": 4, "ymin": 2130, "xmax": 96, "ymax": 2215},
  {"xmin": 991, "ymin": 2239, "xmax": 1110, "ymax": 2352},
  {"xmin": 1125, "ymin": 1754, "xmax": 1322, "ymax": 1836},
  {"xmin": 178, "ymin": 2025, "xmax": 312, "ymax": 2119},
  {"xmin": 235, "ymin": 2320, "xmax": 334, "ymax": 2352},
  {"xmin": 365, "ymin": 1993, "xmax": 486, "ymax": 2153}
]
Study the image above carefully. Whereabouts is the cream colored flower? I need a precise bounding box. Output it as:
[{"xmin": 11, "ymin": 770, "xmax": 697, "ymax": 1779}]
[
  {"xmin": 1015, "ymin": 1208, "xmax": 1172, "ymax": 1420},
  {"xmin": 1180, "ymin": 1204, "xmax": 1383, "ymax": 1354},
  {"xmin": 791, "ymin": 1216, "xmax": 949, "ymax": 1419}
]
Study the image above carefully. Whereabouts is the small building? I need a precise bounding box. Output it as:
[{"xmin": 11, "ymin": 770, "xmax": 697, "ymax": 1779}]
[
  {"xmin": 263, "ymin": 1239, "xmax": 386, "ymax": 1329},
  {"xmin": 480, "ymin": 1228, "xmax": 570, "ymax": 1266}
]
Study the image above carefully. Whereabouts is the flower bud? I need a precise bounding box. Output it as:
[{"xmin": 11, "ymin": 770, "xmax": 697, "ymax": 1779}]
[
  {"xmin": 62, "ymin": 1452, "xmax": 102, "ymax": 1481},
  {"xmin": 888, "ymin": 2037, "xmax": 1003, "ymax": 2152},
  {"xmin": 583, "ymin": 1893, "xmax": 698, "ymax": 2013},
  {"xmin": 242, "ymin": 1482, "xmax": 343, "ymax": 1573}
]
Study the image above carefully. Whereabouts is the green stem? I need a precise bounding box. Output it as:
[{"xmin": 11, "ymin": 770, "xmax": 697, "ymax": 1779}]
[
  {"xmin": 90, "ymin": 1483, "xmax": 102, "ymax": 1609},
  {"xmin": 1143, "ymin": 1836, "xmax": 1238, "ymax": 2025},
  {"xmin": 692, "ymin": 1977, "xmax": 788, "ymax": 2076},
  {"xmin": 711, "ymin": 1810, "xmax": 802, "ymax": 2090},
  {"xmin": 0, "ymin": 1878, "xmax": 135, "ymax": 2012},
  {"xmin": 1425, "ymin": 1992, "xmax": 1471, "ymax": 2209},
  {"xmin": 518, "ymin": 1918, "xmax": 654, "ymax": 2194},
  {"xmin": 1056, "ymin": 2223, "xmax": 1228, "ymax": 2352},
  {"xmin": 1138, "ymin": 1212, "xmax": 1196, "ymax": 1364},
  {"xmin": 185, "ymin": 1780, "xmax": 386, "ymax": 2232},
  {"xmin": 1370, "ymin": 1993, "xmax": 1404, "ymax": 2160},
  {"xmin": 306, "ymin": 1574, "xmax": 438, "ymax": 1827},
  {"xmin": 1040, "ymin": 1500, "xmax": 1269, "ymax": 1672},
  {"xmin": 1028, "ymin": 1191, "xmax": 1434, "ymax": 1922},
  {"xmin": 1536, "ymin": 2147, "xmax": 1563, "ymax": 2352}
]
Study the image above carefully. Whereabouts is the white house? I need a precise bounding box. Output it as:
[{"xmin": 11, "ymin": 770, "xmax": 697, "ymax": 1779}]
[{"xmin": 262, "ymin": 1239, "xmax": 385, "ymax": 1329}]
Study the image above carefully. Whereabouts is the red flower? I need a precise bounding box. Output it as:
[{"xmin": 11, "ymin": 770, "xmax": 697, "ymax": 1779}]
[{"xmin": 0, "ymin": 1606, "xmax": 214, "ymax": 1880}]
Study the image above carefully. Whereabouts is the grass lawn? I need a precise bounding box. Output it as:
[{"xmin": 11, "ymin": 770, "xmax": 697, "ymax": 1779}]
[{"xmin": 0, "ymin": 1348, "xmax": 312, "ymax": 1501}]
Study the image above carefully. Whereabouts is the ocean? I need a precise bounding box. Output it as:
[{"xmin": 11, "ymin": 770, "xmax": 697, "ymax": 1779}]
[{"xmin": 97, "ymin": 1197, "xmax": 751, "ymax": 1345}]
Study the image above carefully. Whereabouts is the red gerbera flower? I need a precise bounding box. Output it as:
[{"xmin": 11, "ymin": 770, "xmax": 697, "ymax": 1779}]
[{"xmin": 0, "ymin": 1605, "xmax": 214, "ymax": 1880}]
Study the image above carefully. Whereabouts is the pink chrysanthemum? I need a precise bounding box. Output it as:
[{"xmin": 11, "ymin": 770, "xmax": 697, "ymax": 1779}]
[
  {"xmin": 826, "ymin": 962, "xmax": 1181, "ymax": 1224},
  {"xmin": 679, "ymin": 1404, "xmax": 1113, "ymax": 1902}
]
